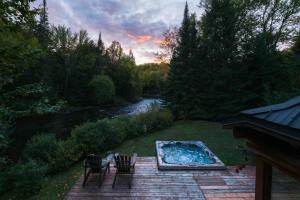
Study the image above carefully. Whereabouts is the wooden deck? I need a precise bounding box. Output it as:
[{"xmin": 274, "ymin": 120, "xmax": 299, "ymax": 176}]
[{"xmin": 66, "ymin": 157, "xmax": 255, "ymax": 200}]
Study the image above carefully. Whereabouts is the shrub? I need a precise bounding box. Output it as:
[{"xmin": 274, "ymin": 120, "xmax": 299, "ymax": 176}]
[
  {"xmin": 120, "ymin": 116, "xmax": 139, "ymax": 139},
  {"xmin": 23, "ymin": 134, "xmax": 59, "ymax": 164},
  {"xmin": 0, "ymin": 133, "xmax": 10, "ymax": 171},
  {"xmin": 152, "ymin": 109, "xmax": 173, "ymax": 128},
  {"xmin": 0, "ymin": 171, "xmax": 9, "ymax": 194},
  {"xmin": 89, "ymin": 75, "xmax": 115, "ymax": 105},
  {"xmin": 23, "ymin": 134, "xmax": 77, "ymax": 173},
  {"xmin": 70, "ymin": 117, "xmax": 129, "ymax": 155},
  {"xmin": 62, "ymin": 138, "xmax": 82, "ymax": 163},
  {"xmin": 130, "ymin": 109, "xmax": 173, "ymax": 134},
  {"xmin": 48, "ymin": 140, "xmax": 81, "ymax": 173},
  {"xmin": 97, "ymin": 117, "xmax": 128, "ymax": 149},
  {"xmin": 70, "ymin": 109, "xmax": 173, "ymax": 156},
  {"xmin": 9, "ymin": 160, "xmax": 48, "ymax": 196},
  {"xmin": 70, "ymin": 121, "xmax": 106, "ymax": 156}
]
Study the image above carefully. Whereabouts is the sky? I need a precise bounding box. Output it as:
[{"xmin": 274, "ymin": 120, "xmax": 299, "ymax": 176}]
[{"xmin": 34, "ymin": 0, "xmax": 200, "ymax": 64}]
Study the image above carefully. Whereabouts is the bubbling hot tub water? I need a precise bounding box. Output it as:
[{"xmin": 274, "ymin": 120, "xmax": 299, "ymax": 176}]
[
  {"xmin": 156, "ymin": 141, "xmax": 226, "ymax": 170},
  {"xmin": 162, "ymin": 143, "xmax": 215, "ymax": 165}
]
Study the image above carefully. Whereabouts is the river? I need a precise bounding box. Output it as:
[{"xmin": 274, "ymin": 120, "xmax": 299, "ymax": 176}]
[
  {"xmin": 10, "ymin": 98, "xmax": 162, "ymax": 159},
  {"xmin": 107, "ymin": 98, "xmax": 162, "ymax": 116}
]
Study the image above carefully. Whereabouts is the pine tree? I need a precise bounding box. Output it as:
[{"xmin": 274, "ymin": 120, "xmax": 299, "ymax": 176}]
[
  {"xmin": 165, "ymin": 2, "xmax": 193, "ymax": 119},
  {"xmin": 37, "ymin": 0, "xmax": 50, "ymax": 47},
  {"xmin": 97, "ymin": 32, "xmax": 105, "ymax": 55},
  {"xmin": 128, "ymin": 49, "xmax": 135, "ymax": 64},
  {"xmin": 195, "ymin": 0, "xmax": 243, "ymax": 119},
  {"xmin": 164, "ymin": 0, "xmax": 300, "ymax": 120}
]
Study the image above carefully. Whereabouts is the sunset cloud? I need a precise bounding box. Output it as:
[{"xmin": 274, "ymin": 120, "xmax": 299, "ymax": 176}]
[
  {"xmin": 33, "ymin": 0, "xmax": 200, "ymax": 64},
  {"xmin": 127, "ymin": 33, "xmax": 153, "ymax": 43},
  {"xmin": 127, "ymin": 33, "xmax": 164, "ymax": 47},
  {"xmin": 153, "ymin": 38, "xmax": 164, "ymax": 45}
]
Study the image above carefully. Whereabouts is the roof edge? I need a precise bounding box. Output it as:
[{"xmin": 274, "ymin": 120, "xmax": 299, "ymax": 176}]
[{"xmin": 242, "ymin": 96, "xmax": 300, "ymax": 115}]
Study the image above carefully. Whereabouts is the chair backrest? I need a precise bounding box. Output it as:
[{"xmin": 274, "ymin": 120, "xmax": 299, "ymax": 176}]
[
  {"xmin": 86, "ymin": 154, "xmax": 102, "ymax": 171},
  {"xmin": 114, "ymin": 155, "xmax": 131, "ymax": 173}
]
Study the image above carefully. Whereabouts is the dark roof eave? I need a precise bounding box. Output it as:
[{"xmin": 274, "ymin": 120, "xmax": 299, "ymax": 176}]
[
  {"xmin": 241, "ymin": 96, "xmax": 300, "ymax": 115},
  {"xmin": 223, "ymin": 115, "xmax": 300, "ymax": 146}
]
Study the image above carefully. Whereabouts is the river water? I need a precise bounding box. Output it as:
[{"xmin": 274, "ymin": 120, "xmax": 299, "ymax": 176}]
[
  {"xmin": 110, "ymin": 98, "xmax": 163, "ymax": 116},
  {"xmin": 10, "ymin": 98, "xmax": 163, "ymax": 159}
]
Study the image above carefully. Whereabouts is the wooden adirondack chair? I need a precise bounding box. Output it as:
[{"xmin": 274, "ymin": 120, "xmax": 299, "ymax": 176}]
[
  {"xmin": 82, "ymin": 153, "xmax": 113, "ymax": 187},
  {"xmin": 112, "ymin": 153, "xmax": 137, "ymax": 189}
]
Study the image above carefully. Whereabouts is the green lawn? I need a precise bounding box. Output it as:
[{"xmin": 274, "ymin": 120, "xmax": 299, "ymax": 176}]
[
  {"xmin": 29, "ymin": 163, "xmax": 82, "ymax": 200},
  {"xmin": 0, "ymin": 163, "xmax": 82, "ymax": 200},
  {"xmin": 1, "ymin": 120, "xmax": 252, "ymax": 200},
  {"xmin": 115, "ymin": 120, "xmax": 249, "ymax": 165}
]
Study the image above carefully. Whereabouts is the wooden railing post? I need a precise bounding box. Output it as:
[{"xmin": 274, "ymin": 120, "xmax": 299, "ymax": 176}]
[{"xmin": 255, "ymin": 155, "xmax": 272, "ymax": 200}]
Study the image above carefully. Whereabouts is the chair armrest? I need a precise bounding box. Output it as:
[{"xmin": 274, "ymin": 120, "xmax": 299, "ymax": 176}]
[
  {"xmin": 101, "ymin": 159, "xmax": 110, "ymax": 169},
  {"xmin": 105, "ymin": 153, "xmax": 114, "ymax": 162},
  {"xmin": 131, "ymin": 153, "xmax": 137, "ymax": 167},
  {"xmin": 113, "ymin": 153, "xmax": 119, "ymax": 167},
  {"xmin": 101, "ymin": 153, "xmax": 113, "ymax": 169},
  {"xmin": 105, "ymin": 151, "xmax": 114, "ymax": 157}
]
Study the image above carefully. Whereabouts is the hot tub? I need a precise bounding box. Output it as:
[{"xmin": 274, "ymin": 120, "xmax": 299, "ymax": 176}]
[{"xmin": 156, "ymin": 141, "xmax": 226, "ymax": 170}]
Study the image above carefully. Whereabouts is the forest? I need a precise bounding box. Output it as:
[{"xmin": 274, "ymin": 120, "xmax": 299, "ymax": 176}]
[
  {"xmin": 0, "ymin": 2, "xmax": 167, "ymax": 137},
  {"xmin": 0, "ymin": 0, "xmax": 168, "ymax": 179},
  {"xmin": 1, "ymin": 0, "xmax": 300, "ymax": 197},
  {"xmin": 165, "ymin": 0, "xmax": 300, "ymax": 119}
]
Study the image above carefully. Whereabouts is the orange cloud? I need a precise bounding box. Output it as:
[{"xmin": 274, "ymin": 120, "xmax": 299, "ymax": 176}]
[
  {"xmin": 127, "ymin": 33, "xmax": 164, "ymax": 46},
  {"xmin": 127, "ymin": 33, "xmax": 152, "ymax": 43},
  {"xmin": 153, "ymin": 38, "xmax": 163, "ymax": 45}
]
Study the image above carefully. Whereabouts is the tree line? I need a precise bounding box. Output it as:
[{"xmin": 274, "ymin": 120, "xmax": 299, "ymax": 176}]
[
  {"xmin": 0, "ymin": 0, "xmax": 170, "ymax": 172},
  {"xmin": 0, "ymin": 0, "xmax": 169, "ymax": 136},
  {"xmin": 165, "ymin": 0, "xmax": 300, "ymax": 120}
]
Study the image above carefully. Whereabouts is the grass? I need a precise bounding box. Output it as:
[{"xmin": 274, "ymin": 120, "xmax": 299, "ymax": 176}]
[
  {"xmin": 115, "ymin": 120, "xmax": 250, "ymax": 165},
  {"xmin": 0, "ymin": 163, "xmax": 82, "ymax": 200},
  {"xmin": 29, "ymin": 163, "xmax": 82, "ymax": 200},
  {"xmin": 1, "ymin": 120, "xmax": 252, "ymax": 200}
]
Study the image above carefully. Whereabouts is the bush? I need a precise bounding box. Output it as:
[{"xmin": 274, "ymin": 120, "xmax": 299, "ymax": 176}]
[
  {"xmin": 70, "ymin": 109, "xmax": 173, "ymax": 156},
  {"xmin": 70, "ymin": 117, "xmax": 129, "ymax": 155},
  {"xmin": 23, "ymin": 134, "xmax": 59, "ymax": 164},
  {"xmin": 23, "ymin": 134, "xmax": 77, "ymax": 173},
  {"xmin": 153, "ymin": 109, "xmax": 173, "ymax": 128},
  {"xmin": 70, "ymin": 121, "xmax": 106, "ymax": 156},
  {"xmin": 0, "ymin": 171, "xmax": 9, "ymax": 194},
  {"xmin": 48, "ymin": 140, "xmax": 81, "ymax": 173},
  {"xmin": 97, "ymin": 117, "xmax": 128, "ymax": 149},
  {"xmin": 89, "ymin": 75, "xmax": 115, "ymax": 105},
  {"xmin": 130, "ymin": 109, "xmax": 173, "ymax": 135},
  {"xmin": 62, "ymin": 138, "xmax": 82, "ymax": 163},
  {"xmin": 9, "ymin": 160, "xmax": 48, "ymax": 196},
  {"xmin": 0, "ymin": 133, "xmax": 10, "ymax": 171}
]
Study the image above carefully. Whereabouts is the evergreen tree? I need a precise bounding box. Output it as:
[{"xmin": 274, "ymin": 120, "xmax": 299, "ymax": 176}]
[
  {"xmin": 106, "ymin": 41, "xmax": 123, "ymax": 64},
  {"xmin": 184, "ymin": 13, "xmax": 200, "ymax": 117},
  {"xmin": 165, "ymin": 2, "xmax": 193, "ymax": 118},
  {"xmin": 293, "ymin": 35, "xmax": 300, "ymax": 54},
  {"xmin": 128, "ymin": 49, "xmax": 135, "ymax": 64},
  {"xmin": 36, "ymin": 0, "xmax": 50, "ymax": 47},
  {"xmin": 195, "ymin": 0, "xmax": 246, "ymax": 119},
  {"xmin": 78, "ymin": 29, "xmax": 90, "ymax": 45},
  {"xmin": 97, "ymin": 32, "xmax": 105, "ymax": 55}
]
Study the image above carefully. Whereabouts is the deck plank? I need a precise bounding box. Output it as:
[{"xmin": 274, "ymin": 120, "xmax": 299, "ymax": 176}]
[{"xmin": 65, "ymin": 157, "xmax": 255, "ymax": 200}]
